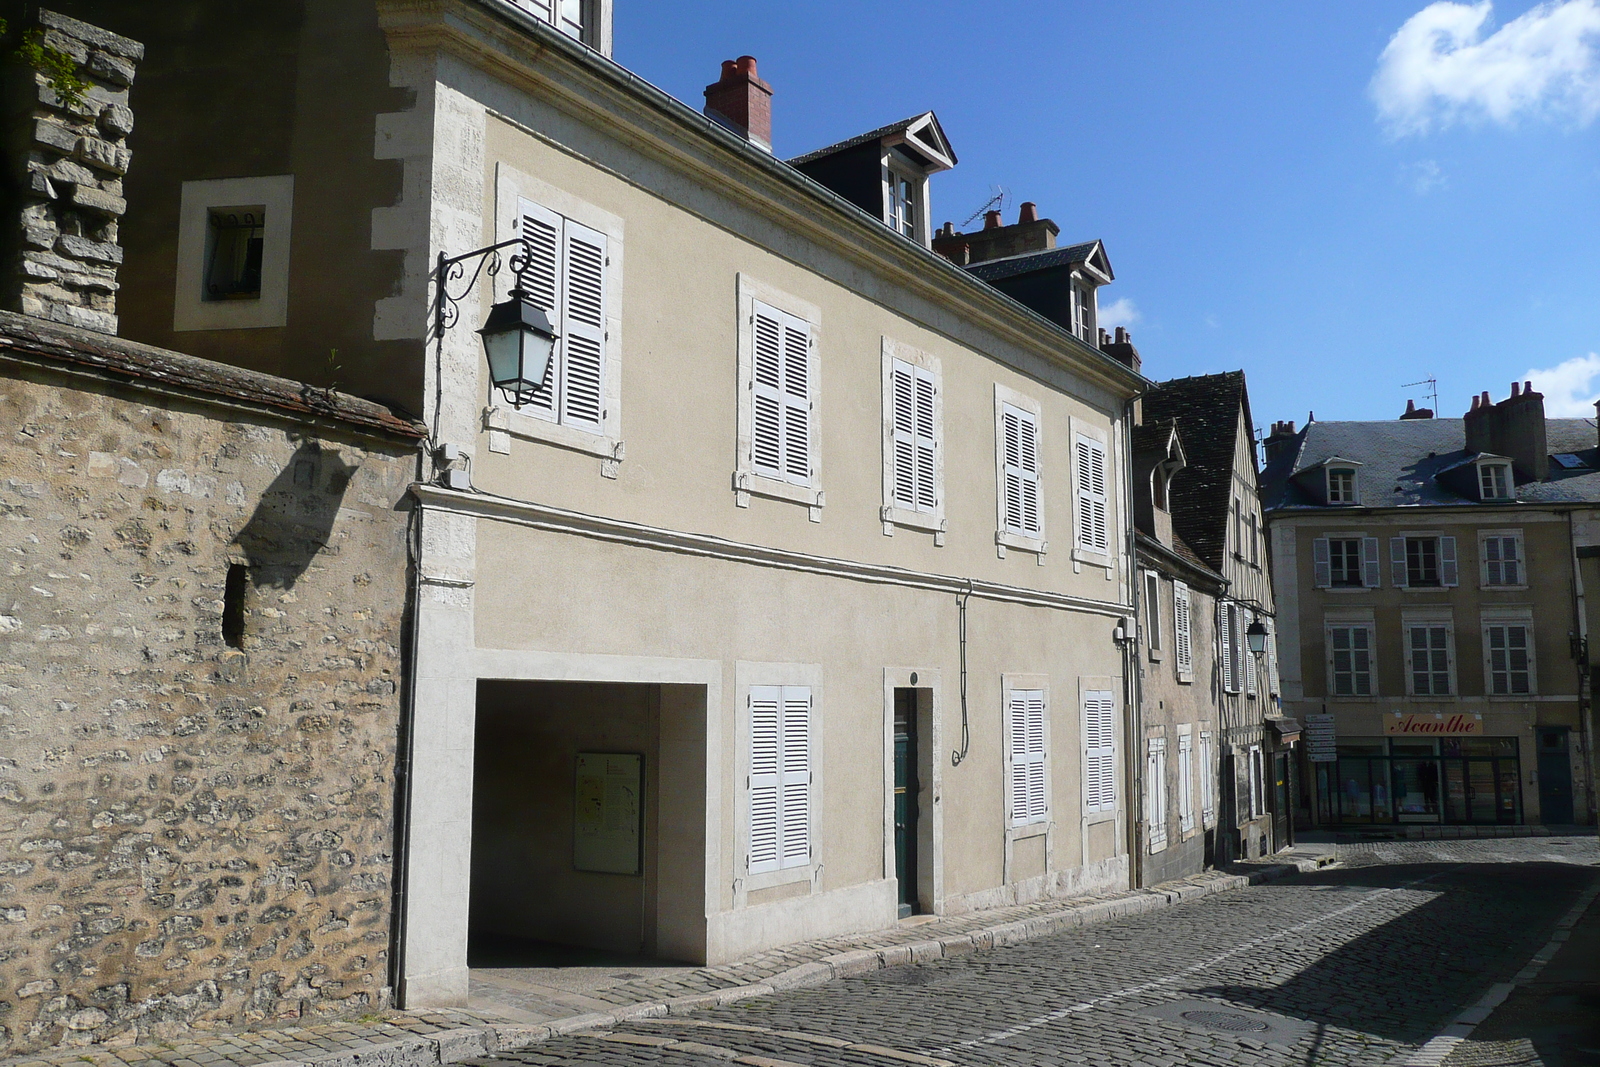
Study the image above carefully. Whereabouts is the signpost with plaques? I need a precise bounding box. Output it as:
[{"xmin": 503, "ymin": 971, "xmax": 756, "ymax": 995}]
[{"xmin": 1304, "ymin": 713, "xmax": 1337, "ymax": 763}]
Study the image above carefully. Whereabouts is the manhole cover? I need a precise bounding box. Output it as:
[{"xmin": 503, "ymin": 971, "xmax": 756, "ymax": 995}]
[
  {"xmin": 1180, "ymin": 1010, "xmax": 1269, "ymax": 1033},
  {"xmin": 611, "ymin": 972, "xmax": 643, "ymax": 980}
]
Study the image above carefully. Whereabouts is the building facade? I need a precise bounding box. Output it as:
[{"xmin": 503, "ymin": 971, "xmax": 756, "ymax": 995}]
[
  {"xmin": 1263, "ymin": 385, "xmax": 1597, "ymax": 829},
  {"xmin": 33, "ymin": 0, "xmax": 1149, "ymax": 1016}
]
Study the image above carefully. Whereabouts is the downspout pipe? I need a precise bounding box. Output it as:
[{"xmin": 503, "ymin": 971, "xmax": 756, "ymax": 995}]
[
  {"xmin": 1569, "ymin": 511, "xmax": 1597, "ymax": 825},
  {"xmin": 1122, "ymin": 396, "xmax": 1144, "ymax": 886}
]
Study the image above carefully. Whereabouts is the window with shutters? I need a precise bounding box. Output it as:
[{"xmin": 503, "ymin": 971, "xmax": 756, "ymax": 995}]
[
  {"xmin": 1483, "ymin": 616, "xmax": 1535, "ymax": 695},
  {"xmin": 1314, "ymin": 535, "xmax": 1382, "ymax": 590},
  {"xmin": 1405, "ymin": 618, "xmax": 1455, "ymax": 696},
  {"xmin": 879, "ymin": 340, "xmax": 944, "ymax": 539},
  {"xmin": 1173, "ymin": 581, "xmax": 1194, "ymax": 683},
  {"xmin": 1145, "ymin": 735, "xmax": 1168, "ymax": 853},
  {"xmin": 1219, "ymin": 603, "xmax": 1242, "ymax": 694},
  {"xmin": 994, "ymin": 385, "xmax": 1045, "ymax": 557},
  {"xmin": 1479, "ymin": 530, "xmax": 1524, "ymax": 588},
  {"xmin": 734, "ymin": 275, "xmax": 824, "ymax": 515},
  {"xmin": 745, "ymin": 685, "xmax": 814, "ymax": 877},
  {"xmin": 1327, "ymin": 623, "xmax": 1375, "ymax": 697},
  {"xmin": 1392, "ymin": 534, "xmax": 1456, "ymax": 589},
  {"xmin": 1004, "ymin": 687, "xmax": 1049, "ymax": 828},
  {"xmin": 1081, "ymin": 689, "xmax": 1118, "ymax": 817},
  {"xmin": 1198, "ymin": 729, "xmax": 1216, "ymax": 826},
  {"xmin": 1144, "ymin": 571, "xmax": 1162, "ymax": 659},
  {"xmin": 1074, "ymin": 427, "xmax": 1111, "ymax": 563},
  {"xmin": 1177, "ymin": 728, "xmax": 1196, "ymax": 835}
]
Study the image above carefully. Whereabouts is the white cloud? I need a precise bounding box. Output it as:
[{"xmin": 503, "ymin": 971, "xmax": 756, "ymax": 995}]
[
  {"xmin": 1099, "ymin": 297, "xmax": 1140, "ymax": 329},
  {"xmin": 1371, "ymin": 0, "xmax": 1600, "ymax": 135},
  {"xmin": 1526, "ymin": 351, "xmax": 1600, "ymax": 414},
  {"xmin": 1400, "ymin": 159, "xmax": 1448, "ymax": 192}
]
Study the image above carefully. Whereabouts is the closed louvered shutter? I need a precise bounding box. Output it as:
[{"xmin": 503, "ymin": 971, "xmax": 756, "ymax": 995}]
[
  {"xmin": 1002, "ymin": 404, "xmax": 1041, "ymax": 536},
  {"xmin": 1219, "ymin": 603, "xmax": 1235, "ymax": 692},
  {"xmin": 1178, "ymin": 732, "xmax": 1195, "ymax": 832},
  {"xmin": 752, "ymin": 302, "xmax": 812, "ymax": 486},
  {"xmin": 1439, "ymin": 536, "xmax": 1458, "ymax": 587},
  {"xmin": 891, "ymin": 361, "xmax": 916, "ymax": 509},
  {"xmin": 1076, "ymin": 433, "xmax": 1109, "ymax": 553},
  {"xmin": 1312, "ymin": 538, "xmax": 1331, "ymax": 588},
  {"xmin": 1363, "ymin": 537, "xmax": 1381, "ymax": 587},
  {"xmin": 1173, "ymin": 581, "xmax": 1192, "ymax": 680},
  {"xmin": 747, "ymin": 685, "xmax": 812, "ymax": 874},
  {"xmin": 1391, "ymin": 537, "xmax": 1409, "ymax": 588},
  {"xmin": 914, "ymin": 367, "xmax": 936, "ymax": 511},
  {"xmin": 560, "ymin": 220, "xmax": 606, "ymax": 432},
  {"xmin": 515, "ymin": 199, "xmax": 563, "ymax": 416},
  {"xmin": 1008, "ymin": 689, "xmax": 1047, "ymax": 826},
  {"xmin": 1083, "ymin": 691, "xmax": 1116, "ymax": 814},
  {"xmin": 1146, "ymin": 737, "xmax": 1167, "ymax": 851}
]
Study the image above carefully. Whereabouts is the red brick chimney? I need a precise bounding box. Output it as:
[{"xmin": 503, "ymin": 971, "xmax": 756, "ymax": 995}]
[{"xmin": 704, "ymin": 56, "xmax": 773, "ymax": 152}]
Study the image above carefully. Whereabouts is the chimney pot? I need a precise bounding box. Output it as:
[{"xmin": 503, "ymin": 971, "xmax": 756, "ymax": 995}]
[
  {"xmin": 1525, "ymin": 380, "xmax": 1533, "ymax": 393},
  {"xmin": 704, "ymin": 54, "xmax": 774, "ymax": 152},
  {"xmin": 983, "ymin": 210, "xmax": 1002, "ymax": 230},
  {"xmin": 1018, "ymin": 201, "xmax": 1038, "ymax": 224},
  {"xmin": 1511, "ymin": 381, "xmax": 1520, "ymax": 397},
  {"xmin": 1115, "ymin": 326, "xmax": 1129, "ymax": 344}
]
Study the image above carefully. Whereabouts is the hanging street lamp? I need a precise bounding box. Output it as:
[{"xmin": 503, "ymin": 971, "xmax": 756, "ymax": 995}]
[{"xmin": 478, "ymin": 288, "xmax": 558, "ymax": 407}]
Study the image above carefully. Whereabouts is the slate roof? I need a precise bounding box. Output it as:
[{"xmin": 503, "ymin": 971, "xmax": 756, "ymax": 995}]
[
  {"xmin": 1260, "ymin": 417, "xmax": 1600, "ymax": 509},
  {"xmin": 964, "ymin": 242, "xmax": 1104, "ymax": 283},
  {"xmin": 787, "ymin": 111, "xmax": 956, "ymax": 167},
  {"xmin": 1140, "ymin": 371, "xmax": 1253, "ymax": 572}
]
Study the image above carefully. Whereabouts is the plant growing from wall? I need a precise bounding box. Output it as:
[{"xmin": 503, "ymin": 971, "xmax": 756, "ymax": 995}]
[{"xmin": 0, "ymin": 17, "xmax": 90, "ymax": 107}]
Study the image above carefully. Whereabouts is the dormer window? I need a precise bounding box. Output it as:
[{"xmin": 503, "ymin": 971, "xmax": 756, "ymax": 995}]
[
  {"xmin": 790, "ymin": 111, "xmax": 954, "ymax": 249},
  {"xmin": 1070, "ymin": 280, "xmax": 1096, "ymax": 342},
  {"xmin": 1328, "ymin": 467, "xmax": 1357, "ymax": 504},
  {"xmin": 1479, "ymin": 461, "xmax": 1512, "ymax": 501},
  {"xmin": 885, "ymin": 162, "xmax": 919, "ymax": 240}
]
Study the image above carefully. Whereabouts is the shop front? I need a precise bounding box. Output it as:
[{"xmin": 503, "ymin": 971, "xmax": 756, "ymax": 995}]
[{"xmin": 1308, "ymin": 711, "xmax": 1527, "ymax": 826}]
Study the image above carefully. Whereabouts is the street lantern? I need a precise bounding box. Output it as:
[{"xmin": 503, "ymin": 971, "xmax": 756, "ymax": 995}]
[
  {"xmin": 479, "ymin": 288, "xmax": 558, "ymax": 408},
  {"xmin": 1246, "ymin": 619, "xmax": 1269, "ymax": 654}
]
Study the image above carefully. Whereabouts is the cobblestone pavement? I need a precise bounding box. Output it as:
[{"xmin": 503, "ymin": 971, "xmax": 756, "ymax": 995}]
[{"xmin": 476, "ymin": 836, "xmax": 1599, "ymax": 1067}]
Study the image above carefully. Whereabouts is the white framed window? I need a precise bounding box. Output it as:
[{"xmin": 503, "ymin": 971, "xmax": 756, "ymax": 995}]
[
  {"xmin": 1406, "ymin": 617, "xmax": 1455, "ymax": 696},
  {"xmin": 1177, "ymin": 727, "xmax": 1195, "ymax": 834},
  {"xmin": 1082, "ymin": 689, "xmax": 1117, "ymax": 816},
  {"xmin": 1392, "ymin": 535, "xmax": 1458, "ymax": 589},
  {"xmin": 1173, "ymin": 581, "xmax": 1194, "ymax": 683},
  {"xmin": 1074, "ymin": 427, "xmax": 1111, "ymax": 562},
  {"xmin": 994, "ymin": 385, "xmax": 1045, "ymax": 557},
  {"xmin": 1146, "ymin": 735, "xmax": 1168, "ymax": 853},
  {"xmin": 1005, "ymin": 687, "xmax": 1049, "ymax": 828},
  {"xmin": 1070, "ymin": 280, "xmax": 1096, "ymax": 342},
  {"xmin": 490, "ymin": 165, "xmax": 626, "ymax": 464},
  {"xmin": 1483, "ymin": 616, "xmax": 1535, "ymax": 695},
  {"xmin": 1144, "ymin": 571, "xmax": 1162, "ymax": 656},
  {"xmin": 1198, "ymin": 729, "xmax": 1216, "ymax": 827},
  {"xmin": 1480, "ymin": 530, "xmax": 1524, "ymax": 588},
  {"xmin": 880, "ymin": 340, "xmax": 943, "ymax": 540},
  {"xmin": 1479, "ymin": 461, "xmax": 1513, "ymax": 501},
  {"xmin": 1327, "ymin": 623, "xmax": 1375, "ymax": 697},
  {"xmin": 174, "ymin": 175, "xmax": 294, "ymax": 331},
  {"xmin": 508, "ymin": 0, "xmax": 596, "ymax": 44},
  {"xmin": 1327, "ymin": 467, "xmax": 1357, "ymax": 504},
  {"xmin": 746, "ymin": 685, "xmax": 813, "ymax": 875},
  {"xmin": 734, "ymin": 274, "xmax": 823, "ymax": 517},
  {"xmin": 884, "ymin": 162, "xmax": 921, "ymax": 241},
  {"xmin": 1314, "ymin": 535, "xmax": 1380, "ymax": 589}
]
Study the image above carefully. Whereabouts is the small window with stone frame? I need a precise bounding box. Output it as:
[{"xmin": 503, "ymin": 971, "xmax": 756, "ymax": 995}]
[{"xmin": 205, "ymin": 206, "xmax": 266, "ymax": 301}]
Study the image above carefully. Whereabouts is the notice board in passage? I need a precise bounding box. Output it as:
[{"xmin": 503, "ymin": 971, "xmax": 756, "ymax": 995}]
[{"xmin": 574, "ymin": 752, "xmax": 642, "ymax": 874}]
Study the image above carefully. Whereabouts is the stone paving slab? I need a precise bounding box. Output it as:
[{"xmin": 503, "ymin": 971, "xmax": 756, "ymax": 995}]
[{"xmin": 0, "ymin": 860, "xmax": 1311, "ymax": 1067}]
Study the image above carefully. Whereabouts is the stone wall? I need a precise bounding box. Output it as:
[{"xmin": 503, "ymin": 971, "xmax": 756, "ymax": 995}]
[
  {"xmin": 2, "ymin": 9, "xmax": 141, "ymax": 335},
  {"xmin": 0, "ymin": 317, "xmax": 420, "ymax": 1053}
]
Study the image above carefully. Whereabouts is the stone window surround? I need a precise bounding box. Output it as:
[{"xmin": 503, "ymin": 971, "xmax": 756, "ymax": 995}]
[
  {"xmin": 487, "ymin": 162, "xmax": 625, "ymax": 471},
  {"xmin": 1323, "ymin": 608, "xmax": 1377, "ymax": 701},
  {"xmin": 733, "ymin": 273, "xmax": 824, "ymax": 519},
  {"xmin": 173, "ymin": 174, "xmax": 294, "ymax": 332},
  {"xmin": 1481, "ymin": 606, "xmax": 1537, "ymax": 699},
  {"xmin": 993, "ymin": 382, "xmax": 1046, "ymax": 561},
  {"xmin": 1402, "ymin": 606, "xmax": 1457, "ymax": 699},
  {"xmin": 879, "ymin": 336, "xmax": 945, "ymax": 542}
]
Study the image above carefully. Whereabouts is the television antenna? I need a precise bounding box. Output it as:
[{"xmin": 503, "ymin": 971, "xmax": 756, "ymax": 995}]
[
  {"xmin": 960, "ymin": 186, "xmax": 1007, "ymax": 230},
  {"xmin": 1402, "ymin": 376, "xmax": 1439, "ymax": 414}
]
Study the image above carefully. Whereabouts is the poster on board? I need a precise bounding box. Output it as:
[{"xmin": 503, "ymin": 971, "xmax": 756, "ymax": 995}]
[{"xmin": 574, "ymin": 752, "xmax": 642, "ymax": 875}]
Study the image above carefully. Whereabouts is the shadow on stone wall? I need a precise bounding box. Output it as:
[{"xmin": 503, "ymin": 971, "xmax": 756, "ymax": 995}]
[{"xmin": 233, "ymin": 438, "xmax": 360, "ymax": 589}]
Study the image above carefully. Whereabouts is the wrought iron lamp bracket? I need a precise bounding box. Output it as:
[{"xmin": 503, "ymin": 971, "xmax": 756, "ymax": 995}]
[{"xmin": 432, "ymin": 238, "xmax": 527, "ymax": 339}]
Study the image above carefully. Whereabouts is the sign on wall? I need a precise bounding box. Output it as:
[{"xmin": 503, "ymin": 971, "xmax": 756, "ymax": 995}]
[
  {"xmin": 574, "ymin": 752, "xmax": 643, "ymax": 875},
  {"xmin": 1384, "ymin": 713, "xmax": 1484, "ymax": 737},
  {"xmin": 1304, "ymin": 713, "xmax": 1337, "ymax": 762}
]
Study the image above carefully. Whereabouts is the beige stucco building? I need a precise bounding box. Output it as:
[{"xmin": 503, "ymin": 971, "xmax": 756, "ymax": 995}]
[{"xmin": 1264, "ymin": 387, "xmax": 1596, "ymax": 830}]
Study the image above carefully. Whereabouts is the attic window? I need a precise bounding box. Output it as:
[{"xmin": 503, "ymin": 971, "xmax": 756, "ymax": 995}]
[
  {"xmin": 885, "ymin": 165, "xmax": 918, "ymax": 239},
  {"xmin": 1070, "ymin": 281, "xmax": 1095, "ymax": 342},
  {"xmin": 1479, "ymin": 462, "xmax": 1512, "ymax": 501},
  {"xmin": 1554, "ymin": 453, "xmax": 1587, "ymax": 469},
  {"xmin": 1327, "ymin": 467, "xmax": 1357, "ymax": 504}
]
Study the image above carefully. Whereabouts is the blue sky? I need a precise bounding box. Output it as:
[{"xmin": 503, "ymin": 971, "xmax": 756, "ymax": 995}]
[{"xmin": 615, "ymin": 1, "xmax": 1600, "ymax": 431}]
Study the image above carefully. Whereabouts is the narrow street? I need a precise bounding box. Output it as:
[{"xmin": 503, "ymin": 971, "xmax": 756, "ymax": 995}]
[{"xmin": 471, "ymin": 837, "xmax": 1598, "ymax": 1067}]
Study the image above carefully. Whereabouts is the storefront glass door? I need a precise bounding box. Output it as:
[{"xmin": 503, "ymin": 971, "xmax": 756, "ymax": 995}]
[{"xmin": 1330, "ymin": 737, "xmax": 1520, "ymax": 825}]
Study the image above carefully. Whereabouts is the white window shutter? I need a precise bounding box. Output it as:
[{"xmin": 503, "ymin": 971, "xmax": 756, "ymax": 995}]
[
  {"xmin": 559, "ymin": 220, "xmax": 607, "ymax": 432},
  {"xmin": 1246, "ymin": 627, "xmax": 1258, "ymax": 694},
  {"xmin": 1363, "ymin": 537, "xmax": 1381, "ymax": 588},
  {"xmin": 751, "ymin": 304, "xmax": 785, "ymax": 480},
  {"xmin": 1082, "ymin": 691, "xmax": 1116, "ymax": 814},
  {"xmin": 779, "ymin": 687, "xmax": 811, "ymax": 868},
  {"xmin": 1173, "ymin": 582, "xmax": 1192, "ymax": 679},
  {"xmin": 516, "ymin": 199, "xmax": 564, "ymax": 416},
  {"xmin": 1076, "ymin": 433, "xmax": 1109, "ymax": 553},
  {"xmin": 914, "ymin": 367, "xmax": 937, "ymax": 512},
  {"xmin": 1439, "ymin": 536, "xmax": 1459, "ymax": 587},
  {"xmin": 780, "ymin": 317, "xmax": 812, "ymax": 486},
  {"xmin": 747, "ymin": 686, "xmax": 781, "ymax": 874},
  {"xmin": 891, "ymin": 360, "xmax": 917, "ymax": 509},
  {"xmin": 1146, "ymin": 737, "xmax": 1167, "ymax": 851},
  {"xmin": 1391, "ymin": 537, "xmax": 1409, "ymax": 588},
  {"xmin": 1002, "ymin": 404, "xmax": 1041, "ymax": 536},
  {"xmin": 1026, "ymin": 691, "xmax": 1047, "ymax": 822},
  {"xmin": 1008, "ymin": 690, "xmax": 1047, "ymax": 825},
  {"xmin": 1219, "ymin": 604, "xmax": 1234, "ymax": 692},
  {"xmin": 1199, "ymin": 731, "xmax": 1215, "ymax": 824},
  {"xmin": 1178, "ymin": 733, "xmax": 1194, "ymax": 833},
  {"xmin": 1312, "ymin": 537, "xmax": 1331, "ymax": 588}
]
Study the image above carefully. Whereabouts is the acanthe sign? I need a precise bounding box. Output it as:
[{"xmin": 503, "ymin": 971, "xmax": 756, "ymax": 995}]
[{"xmin": 1384, "ymin": 713, "xmax": 1483, "ymax": 736}]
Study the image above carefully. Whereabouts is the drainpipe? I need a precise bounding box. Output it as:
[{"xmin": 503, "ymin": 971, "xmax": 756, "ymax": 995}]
[
  {"xmin": 1122, "ymin": 396, "xmax": 1144, "ymax": 886},
  {"xmin": 1569, "ymin": 511, "xmax": 1598, "ymax": 825}
]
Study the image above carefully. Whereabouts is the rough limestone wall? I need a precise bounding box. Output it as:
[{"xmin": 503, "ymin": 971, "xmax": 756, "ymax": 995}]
[{"xmin": 0, "ymin": 365, "xmax": 415, "ymax": 1053}]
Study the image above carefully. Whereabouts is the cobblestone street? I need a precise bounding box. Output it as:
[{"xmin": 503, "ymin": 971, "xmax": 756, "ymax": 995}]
[{"xmin": 475, "ymin": 837, "xmax": 1598, "ymax": 1067}]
